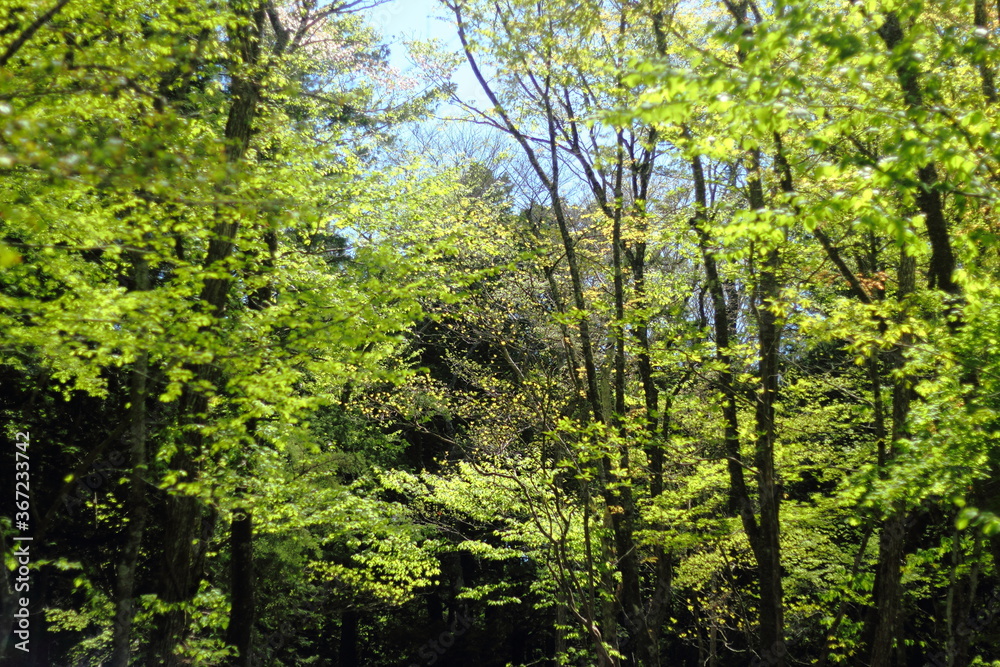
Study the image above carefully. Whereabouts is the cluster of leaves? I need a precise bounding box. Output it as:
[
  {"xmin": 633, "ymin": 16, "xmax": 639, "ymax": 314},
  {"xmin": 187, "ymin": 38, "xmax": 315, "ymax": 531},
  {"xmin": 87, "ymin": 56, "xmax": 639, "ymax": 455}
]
[{"xmin": 7, "ymin": 0, "xmax": 1000, "ymax": 665}]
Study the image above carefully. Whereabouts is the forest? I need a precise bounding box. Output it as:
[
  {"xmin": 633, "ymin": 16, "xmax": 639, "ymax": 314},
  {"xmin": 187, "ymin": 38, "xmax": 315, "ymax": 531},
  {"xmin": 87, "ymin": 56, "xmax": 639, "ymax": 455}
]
[{"xmin": 2, "ymin": 0, "xmax": 1000, "ymax": 664}]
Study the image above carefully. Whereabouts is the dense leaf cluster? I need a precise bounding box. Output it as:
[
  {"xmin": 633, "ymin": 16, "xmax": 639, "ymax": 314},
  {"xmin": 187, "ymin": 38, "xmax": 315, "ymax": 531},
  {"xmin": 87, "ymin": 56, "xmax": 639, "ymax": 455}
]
[{"xmin": 4, "ymin": 0, "xmax": 1000, "ymax": 665}]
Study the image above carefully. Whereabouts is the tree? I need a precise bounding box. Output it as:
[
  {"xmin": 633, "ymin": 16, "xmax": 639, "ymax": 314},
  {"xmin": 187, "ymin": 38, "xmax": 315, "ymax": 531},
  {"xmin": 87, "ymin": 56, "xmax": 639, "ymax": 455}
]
[{"xmin": 1, "ymin": 0, "xmax": 453, "ymax": 663}]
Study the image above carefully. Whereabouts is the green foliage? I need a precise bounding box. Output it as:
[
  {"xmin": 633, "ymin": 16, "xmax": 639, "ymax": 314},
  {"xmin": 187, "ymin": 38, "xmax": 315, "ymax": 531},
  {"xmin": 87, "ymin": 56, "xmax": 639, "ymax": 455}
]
[{"xmin": 6, "ymin": 0, "xmax": 1000, "ymax": 664}]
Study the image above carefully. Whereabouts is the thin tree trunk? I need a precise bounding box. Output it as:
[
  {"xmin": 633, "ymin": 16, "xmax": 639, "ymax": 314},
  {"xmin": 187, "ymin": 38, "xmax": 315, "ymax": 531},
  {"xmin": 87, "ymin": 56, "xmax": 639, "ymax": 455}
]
[
  {"xmin": 609, "ymin": 139, "xmax": 654, "ymax": 667},
  {"xmin": 974, "ymin": 0, "xmax": 998, "ymax": 103},
  {"xmin": 110, "ymin": 251, "xmax": 150, "ymax": 667},
  {"xmin": 629, "ymin": 208, "xmax": 673, "ymax": 659},
  {"xmin": 817, "ymin": 522, "xmax": 875, "ymax": 666},
  {"xmin": 946, "ymin": 522, "xmax": 961, "ymax": 667},
  {"xmin": 689, "ymin": 151, "xmax": 761, "ymax": 555},
  {"xmin": 869, "ymin": 251, "xmax": 916, "ymax": 667},
  {"xmin": 555, "ymin": 602, "xmax": 568, "ymax": 662},
  {"xmin": 339, "ymin": 610, "xmax": 359, "ymax": 667},
  {"xmin": 648, "ymin": 392, "xmax": 676, "ymax": 651},
  {"xmin": 691, "ymin": 146, "xmax": 788, "ymax": 662},
  {"xmin": 225, "ymin": 225, "xmax": 275, "ymax": 665},
  {"xmin": 600, "ymin": 513, "xmax": 619, "ymax": 663},
  {"xmin": 876, "ymin": 12, "xmax": 958, "ymax": 295},
  {"xmin": 752, "ymin": 137, "xmax": 797, "ymax": 665},
  {"xmin": 226, "ymin": 510, "xmax": 255, "ymax": 666},
  {"xmin": 753, "ymin": 244, "xmax": 784, "ymax": 662},
  {"xmin": 451, "ymin": 7, "xmax": 659, "ymax": 662}
]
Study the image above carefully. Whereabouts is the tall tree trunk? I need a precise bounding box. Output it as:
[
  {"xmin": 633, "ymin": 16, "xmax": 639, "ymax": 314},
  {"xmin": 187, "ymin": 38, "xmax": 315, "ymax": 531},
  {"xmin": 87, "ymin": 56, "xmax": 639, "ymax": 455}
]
[
  {"xmin": 688, "ymin": 150, "xmax": 761, "ymax": 557},
  {"xmin": 600, "ymin": 515, "xmax": 619, "ymax": 662},
  {"xmin": 751, "ymin": 136, "xmax": 800, "ymax": 665},
  {"xmin": 629, "ymin": 206, "xmax": 674, "ymax": 658},
  {"xmin": 110, "ymin": 251, "xmax": 150, "ymax": 667},
  {"xmin": 690, "ymin": 148, "xmax": 788, "ymax": 662},
  {"xmin": 973, "ymin": 0, "xmax": 998, "ymax": 103},
  {"xmin": 753, "ymin": 245, "xmax": 784, "ymax": 662},
  {"xmin": 339, "ymin": 610, "xmax": 359, "ymax": 667},
  {"xmin": 226, "ymin": 510, "xmax": 255, "ymax": 666},
  {"xmin": 556, "ymin": 602, "xmax": 568, "ymax": 662},
  {"xmin": 868, "ymin": 252, "xmax": 916, "ymax": 667},
  {"xmin": 225, "ymin": 226, "xmax": 275, "ymax": 665},
  {"xmin": 154, "ymin": 486, "xmax": 217, "ymax": 665},
  {"xmin": 876, "ymin": 12, "xmax": 958, "ymax": 296},
  {"xmin": 152, "ymin": 5, "xmax": 265, "ymax": 663},
  {"xmin": 609, "ymin": 141, "xmax": 654, "ymax": 667}
]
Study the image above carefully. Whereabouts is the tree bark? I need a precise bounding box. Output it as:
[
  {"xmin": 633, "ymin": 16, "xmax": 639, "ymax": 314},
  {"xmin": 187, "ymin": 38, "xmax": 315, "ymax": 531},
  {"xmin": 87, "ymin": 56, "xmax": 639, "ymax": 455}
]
[
  {"xmin": 753, "ymin": 245, "xmax": 784, "ymax": 662},
  {"xmin": 689, "ymin": 152, "xmax": 760, "ymax": 549},
  {"xmin": 226, "ymin": 510, "xmax": 255, "ymax": 666},
  {"xmin": 876, "ymin": 12, "xmax": 958, "ymax": 295},
  {"xmin": 225, "ymin": 227, "xmax": 276, "ymax": 665},
  {"xmin": 974, "ymin": 0, "xmax": 998, "ymax": 103},
  {"xmin": 606, "ymin": 135, "xmax": 655, "ymax": 667},
  {"xmin": 868, "ymin": 251, "xmax": 916, "ymax": 667},
  {"xmin": 110, "ymin": 251, "xmax": 150, "ymax": 667},
  {"xmin": 339, "ymin": 610, "xmax": 359, "ymax": 667},
  {"xmin": 152, "ymin": 4, "xmax": 266, "ymax": 663}
]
